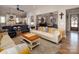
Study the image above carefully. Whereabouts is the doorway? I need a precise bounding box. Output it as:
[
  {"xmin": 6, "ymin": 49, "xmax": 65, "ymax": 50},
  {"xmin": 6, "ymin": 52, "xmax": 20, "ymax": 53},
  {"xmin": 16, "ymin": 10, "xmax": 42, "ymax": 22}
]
[
  {"xmin": 66, "ymin": 8, "xmax": 79, "ymax": 32},
  {"xmin": 70, "ymin": 14, "xmax": 79, "ymax": 31}
]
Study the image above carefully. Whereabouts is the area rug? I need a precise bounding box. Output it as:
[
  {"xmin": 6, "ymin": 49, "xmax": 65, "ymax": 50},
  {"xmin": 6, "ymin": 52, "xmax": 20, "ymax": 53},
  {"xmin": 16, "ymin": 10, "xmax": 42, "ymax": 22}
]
[{"xmin": 13, "ymin": 36, "xmax": 61, "ymax": 54}]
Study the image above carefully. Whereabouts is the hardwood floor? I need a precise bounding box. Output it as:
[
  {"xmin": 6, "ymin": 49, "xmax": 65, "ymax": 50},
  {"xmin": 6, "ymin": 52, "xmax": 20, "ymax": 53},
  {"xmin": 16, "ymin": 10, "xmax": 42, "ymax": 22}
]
[
  {"xmin": 13, "ymin": 31, "xmax": 79, "ymax": 54},
  {"xmin": 59, "ymin": 31, "xmax": 79, "ymax": 54},
  {"xmin": 1, "ymin": 31, "xmax": 79, "ymax": 54}
]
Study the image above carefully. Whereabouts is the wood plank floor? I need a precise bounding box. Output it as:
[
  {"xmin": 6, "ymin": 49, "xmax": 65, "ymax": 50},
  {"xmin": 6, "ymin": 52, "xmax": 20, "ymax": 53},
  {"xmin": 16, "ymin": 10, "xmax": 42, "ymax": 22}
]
[
  {"xmin": 59, "ymin": 31, "xmax": 79, "ymax": 54},
  {"xmin": 2, "ymin": 31, "xmax": 79, "ymax": 54},
  {"xmin": 9, "ymin": 31, "xmax": 79, "ymax": 54},
  {"xmin": 13, "ymin": 31, "xmax": 79, "ymax": 54}
]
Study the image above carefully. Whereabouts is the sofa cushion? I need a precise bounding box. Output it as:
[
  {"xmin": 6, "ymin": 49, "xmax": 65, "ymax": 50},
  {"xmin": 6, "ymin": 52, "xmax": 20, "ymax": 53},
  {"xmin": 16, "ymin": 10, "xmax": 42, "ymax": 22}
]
[
  {"xmin": 0, "ymin": 35, "xmax": 16, "ymax": 49},
  {"xmin": 31, "ymin": 30, "xmax": 61, "ymax": 43}
]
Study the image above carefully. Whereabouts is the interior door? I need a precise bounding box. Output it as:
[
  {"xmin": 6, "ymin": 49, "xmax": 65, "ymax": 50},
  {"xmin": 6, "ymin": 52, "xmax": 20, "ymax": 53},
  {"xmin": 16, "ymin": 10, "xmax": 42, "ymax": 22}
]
[{"xmin": 70, "ymin": 14, "xmax": 78, "ymax": 31}]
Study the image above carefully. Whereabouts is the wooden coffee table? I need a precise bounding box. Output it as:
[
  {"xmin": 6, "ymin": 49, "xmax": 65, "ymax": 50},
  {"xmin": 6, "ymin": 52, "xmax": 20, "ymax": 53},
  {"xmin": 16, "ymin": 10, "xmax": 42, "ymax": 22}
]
[{"xmin": 21, "ymin": 33, "xmax": 40, "ymax": 50}]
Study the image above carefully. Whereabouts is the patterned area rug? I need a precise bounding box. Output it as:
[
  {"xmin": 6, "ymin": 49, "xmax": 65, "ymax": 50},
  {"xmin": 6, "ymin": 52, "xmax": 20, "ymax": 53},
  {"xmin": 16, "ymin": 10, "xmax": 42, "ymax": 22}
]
[
  {"xmin": 13, "ymin": 36, "xmax": 61, "ymax": 54},
  {"xmin": 31, "ymin": 38, "xmax": 60, "ymax": 54}
]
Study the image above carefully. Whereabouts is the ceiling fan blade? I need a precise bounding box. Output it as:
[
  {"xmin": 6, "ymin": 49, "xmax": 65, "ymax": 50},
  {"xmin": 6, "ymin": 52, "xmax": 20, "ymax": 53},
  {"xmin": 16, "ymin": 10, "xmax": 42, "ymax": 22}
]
[
  {"xmin": 16, "ymin": 5, "xmax": 24, "ymax": 12},
  {"xmin": 19, "ymin": 9, "xmax": 24, "ymax": 12}
]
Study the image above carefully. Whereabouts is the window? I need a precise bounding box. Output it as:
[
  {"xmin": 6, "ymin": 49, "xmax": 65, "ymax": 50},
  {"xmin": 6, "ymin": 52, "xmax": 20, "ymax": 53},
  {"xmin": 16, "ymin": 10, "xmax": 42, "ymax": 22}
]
[
  {"xmin": 16, "ymin": 18, "xmax": 19, "ymax": 23},
  {"xmin": 0, "ymin": 16, "xmax": 5, "ymax": 23}
]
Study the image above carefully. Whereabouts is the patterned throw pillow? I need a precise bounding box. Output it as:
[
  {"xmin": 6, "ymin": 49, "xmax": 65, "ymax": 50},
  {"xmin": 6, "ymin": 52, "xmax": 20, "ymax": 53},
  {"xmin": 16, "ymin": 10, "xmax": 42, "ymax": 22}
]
[
  {"xmin": 16, "ymin": 43, "xmax": 30, "ymax": 54},
  {"xmin": 18, "ymin": 47, "xmax": 30, "ymax": 54}
]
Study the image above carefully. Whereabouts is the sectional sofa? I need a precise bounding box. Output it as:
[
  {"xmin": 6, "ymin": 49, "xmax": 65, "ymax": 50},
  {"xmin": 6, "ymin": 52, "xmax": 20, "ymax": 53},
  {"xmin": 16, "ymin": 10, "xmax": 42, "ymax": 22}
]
[{"xmin": 31, "ymin": 27, "xmax": 66, "ymax": 44}]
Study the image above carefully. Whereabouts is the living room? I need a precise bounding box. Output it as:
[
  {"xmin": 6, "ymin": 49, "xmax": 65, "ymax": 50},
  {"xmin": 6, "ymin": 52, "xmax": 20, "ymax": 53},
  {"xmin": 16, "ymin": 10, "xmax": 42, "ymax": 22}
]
[{"xmin": 0, "ymin": 5, "xmax": 79, "ymax": 54}]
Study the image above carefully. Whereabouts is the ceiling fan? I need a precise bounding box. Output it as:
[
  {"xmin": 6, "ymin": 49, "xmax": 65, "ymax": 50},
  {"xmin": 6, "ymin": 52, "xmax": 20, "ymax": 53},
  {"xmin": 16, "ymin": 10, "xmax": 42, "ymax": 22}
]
[{"xmin": 17, "ymin": 5, "xmax": 24, "ymax": 12}]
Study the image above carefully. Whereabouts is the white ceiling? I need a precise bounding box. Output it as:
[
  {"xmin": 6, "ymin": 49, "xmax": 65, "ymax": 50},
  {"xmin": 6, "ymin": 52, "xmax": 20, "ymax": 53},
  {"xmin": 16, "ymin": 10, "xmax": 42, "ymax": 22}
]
[
  {"xmin": 1, "ymin": 5, "xmax": 79, "ymax": 12},
  {"xmin": 0, "ymin": 5, "xmax": 79, "ymax": 17},
  {"xmin": 0, "ymin": 5, "xmax": 37, "ymax": 17},
  {"xmin": 0, "ymin": 5, "xmax": 37, "ymax": 12},
  {"xmin": 1, "ymin": 5, "xmax": 77, "ymax": 13}
]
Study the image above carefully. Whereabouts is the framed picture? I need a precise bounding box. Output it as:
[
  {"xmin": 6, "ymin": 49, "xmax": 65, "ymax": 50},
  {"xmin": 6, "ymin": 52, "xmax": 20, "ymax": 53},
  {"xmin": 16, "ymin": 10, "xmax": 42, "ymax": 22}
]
[
  {"xmin": 6, "ymin": 14, "xmax": 16, "ymax": 26},
  {"xmin": 36, "ymin": 11, "xmax": 58, "ymax": 26},
  {"xmin": 6, "ymin": 14, "xmax": 16, "ymax": 22}
]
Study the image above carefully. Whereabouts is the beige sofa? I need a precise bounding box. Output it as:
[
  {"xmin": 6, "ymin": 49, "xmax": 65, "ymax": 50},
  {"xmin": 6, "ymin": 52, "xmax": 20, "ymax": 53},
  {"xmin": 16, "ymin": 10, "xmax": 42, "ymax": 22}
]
[
  {"xmin": 0, "ymin": 34, "xmax": 30, "ymax": 54},
  {"xmin": 0, "ymin": 43, "xmax": 30, "ymax": 54},
  {"xmin": 0, "ymin": 35, "xmax": 16, "ymax": 49},
  {"xmin": 31, "ymin": 28, "xmax": 66, "ymax": 44}
]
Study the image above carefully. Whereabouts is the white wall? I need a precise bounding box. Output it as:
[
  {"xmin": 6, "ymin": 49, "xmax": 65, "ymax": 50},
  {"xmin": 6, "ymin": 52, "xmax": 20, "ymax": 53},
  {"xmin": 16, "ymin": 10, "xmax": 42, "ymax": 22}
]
[{"xmin": 32, "ymin": 5, "xmax": 79, "ymax": 31}]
